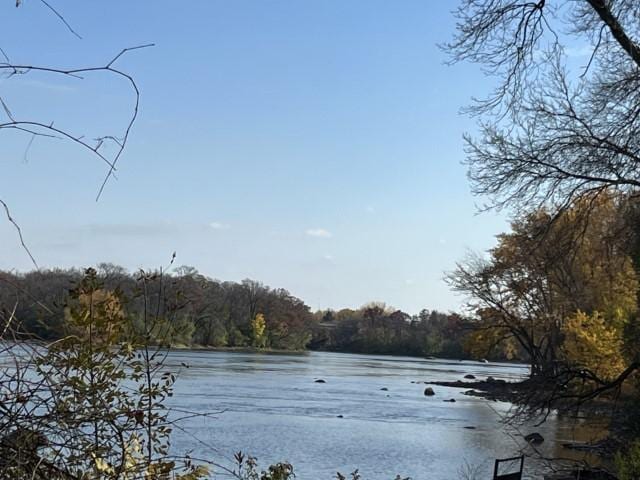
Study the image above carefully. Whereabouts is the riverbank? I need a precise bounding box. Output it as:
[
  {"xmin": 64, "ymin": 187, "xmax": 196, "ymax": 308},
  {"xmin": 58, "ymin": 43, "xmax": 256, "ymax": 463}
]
[
  {"xmin": 167, "ymin": 344, "xmax": 308, "ymax": 354},
  {"xmin": 423, "ymin": 377, "xmax": 627, "ymax": 479}
]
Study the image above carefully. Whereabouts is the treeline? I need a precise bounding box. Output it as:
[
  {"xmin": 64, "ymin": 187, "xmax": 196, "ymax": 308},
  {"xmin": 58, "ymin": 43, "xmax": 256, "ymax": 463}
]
[
  {"xmin": 0, "ymin": 265, "xmax": 313, "ymax": 351},
  {"xmin": 310, "ymin": 306, "xmax": 478, "ymax": 358},
  {"xmin": 0, "ymin": 265, "xmax": 485, "ymax": 359}
]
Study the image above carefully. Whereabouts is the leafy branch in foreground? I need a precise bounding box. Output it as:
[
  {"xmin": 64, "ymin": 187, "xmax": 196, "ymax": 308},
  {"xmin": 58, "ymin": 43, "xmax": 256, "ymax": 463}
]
[{"xmin": 0, "ymin": 268, "xmax": 213, "ymax": 479}]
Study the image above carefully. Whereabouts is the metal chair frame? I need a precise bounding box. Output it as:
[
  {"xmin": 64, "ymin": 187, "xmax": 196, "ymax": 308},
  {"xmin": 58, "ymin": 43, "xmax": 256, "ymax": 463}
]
[{"xmin": 493, "ymin": 455, "xmax": 524, "ymax": 480}]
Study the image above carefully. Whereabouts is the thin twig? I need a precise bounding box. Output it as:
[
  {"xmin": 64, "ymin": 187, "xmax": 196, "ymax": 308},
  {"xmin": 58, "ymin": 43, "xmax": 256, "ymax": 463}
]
[
  {"xmin": 0, "ymin": 199, "xmax": 38, "ymax": 269},
  {"xmin": 36, "ymin": 0, "xmax": 82, "ymax": 39}
]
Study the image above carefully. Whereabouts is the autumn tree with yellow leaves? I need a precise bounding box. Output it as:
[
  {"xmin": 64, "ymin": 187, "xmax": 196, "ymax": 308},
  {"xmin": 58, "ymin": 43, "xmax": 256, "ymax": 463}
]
[
  {"xmin": 449, "ymin": 193, "xmax": 639, "ymax": 379},
  {"xmin": 251, "ymin": 313, "xmax": 267, "ymax": 348},
  {"xmin": 562, "ymin": 311, "xmax": 627, "ymax": 381}
]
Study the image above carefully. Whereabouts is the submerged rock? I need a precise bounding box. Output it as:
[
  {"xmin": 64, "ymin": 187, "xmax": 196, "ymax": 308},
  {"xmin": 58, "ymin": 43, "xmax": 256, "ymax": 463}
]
[
  {"xmin": 486, "ymin": 376, "xmax": 508, "ymax": 385},
  {"xmin": 443, "ymin": 398, "xmax": 456, "ymax": 403},
  {"xmin": 424, "ymin": 387, "xmax": 435, "ymax": 396},
  {"xmin": 314, "ymin": 379, "xmax": 326, "ymax": 383},
  {"xmin": 525, "ymin": 432, "xmax": 545, "ymax": 444},
  {"xmin": 464, "ymin": 374, "xmax": 476, "ymax": 379},
  {"xmin": 380, "ymin": 387, "xmax": 388, "ymax": 391}
]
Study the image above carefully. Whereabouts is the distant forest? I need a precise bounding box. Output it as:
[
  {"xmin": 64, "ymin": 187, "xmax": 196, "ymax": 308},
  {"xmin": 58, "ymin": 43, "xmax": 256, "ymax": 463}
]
[{"xmin": 0, "ymin": 264, "xmax": 505, "ymax": 360}]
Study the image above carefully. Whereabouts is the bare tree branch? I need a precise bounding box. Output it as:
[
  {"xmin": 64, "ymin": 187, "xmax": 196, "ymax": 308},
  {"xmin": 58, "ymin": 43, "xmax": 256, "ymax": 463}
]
[
  {"xmin": 0, "ymin": 199, "xmax": 38, "ymax": 269},
  {"xmin": 36, "ymin": 0, "xmax": 82, "ymax": 39}
]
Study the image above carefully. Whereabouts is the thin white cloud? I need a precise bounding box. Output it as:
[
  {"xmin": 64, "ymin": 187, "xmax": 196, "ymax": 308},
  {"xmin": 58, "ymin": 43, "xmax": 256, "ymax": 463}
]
[
  {"xmin": 20, "ymin": 79, "xmax": 75, "ymax": 93},
  {"xmin": 84, "ymin": 223, "xmax": 175, "ymax": 237},
  {"xmin": 306, "ymin": 228, "xmax": 332, "ymax": 238},
  {"xmin": 323, "ymin": 254, "xmax": 334, "ymax": 261},
  {"xmin": 210, "ymin": 222, "xmax": 230, "ymax": 230}
]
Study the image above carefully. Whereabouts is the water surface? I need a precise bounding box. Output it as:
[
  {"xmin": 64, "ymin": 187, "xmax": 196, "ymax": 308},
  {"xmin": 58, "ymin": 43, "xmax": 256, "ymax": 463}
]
[{"xmin": 167, "ymin": 351, "xmax": 604, "ymax": 480}]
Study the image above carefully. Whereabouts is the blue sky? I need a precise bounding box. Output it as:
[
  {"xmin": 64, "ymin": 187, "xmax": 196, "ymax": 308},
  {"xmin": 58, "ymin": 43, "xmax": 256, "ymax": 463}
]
[{"xmin": 0, "ymin": 1, "xmax": 510, "ymax": 314}]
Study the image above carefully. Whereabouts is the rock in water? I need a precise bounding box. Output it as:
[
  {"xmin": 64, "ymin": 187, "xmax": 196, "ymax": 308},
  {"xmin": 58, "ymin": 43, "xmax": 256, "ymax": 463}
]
[
  {"xmin": 424, "ymin": 387, "xmax": 435, "ymax": 396},
  {"xmin": 464, "ymin": 374, "xmax": 476, "ymax": 379},
  {"xmin": 525, "ymin": 432, "xmax": 544, "ymax": 444},
  {"xmin": 314, "ymin": 379, "xmax": 326, "ymax": 383},
  {"xmin": 380, "ymin": 387, "xmax": 388, "ymax": 391}
]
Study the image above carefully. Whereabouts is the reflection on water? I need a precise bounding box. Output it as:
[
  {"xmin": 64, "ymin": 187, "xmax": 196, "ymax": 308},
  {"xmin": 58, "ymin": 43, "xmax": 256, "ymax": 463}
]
[{"xmin": 166, "ymin": 351, "xmax": 605, "ymax": 480}]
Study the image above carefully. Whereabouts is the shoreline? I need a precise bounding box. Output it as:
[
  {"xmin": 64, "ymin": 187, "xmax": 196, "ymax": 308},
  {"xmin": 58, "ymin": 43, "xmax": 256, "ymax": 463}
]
[
  {"xmin": 167, "ymin": 344, "xmax": 308, "ymax": 355},
  {"xmin": 167, "ymin": 344, "xmax": 527, "ymax": 363},
  {"xmin": 425, "ymin": 377, "xmax": 621, "ymax": 478}
]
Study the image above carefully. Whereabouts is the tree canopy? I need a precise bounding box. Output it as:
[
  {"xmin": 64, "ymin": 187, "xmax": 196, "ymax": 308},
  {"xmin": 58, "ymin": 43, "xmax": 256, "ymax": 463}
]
[{"xmin": 447, "ymin": 0, "xmax": 640, "ymax": 213}]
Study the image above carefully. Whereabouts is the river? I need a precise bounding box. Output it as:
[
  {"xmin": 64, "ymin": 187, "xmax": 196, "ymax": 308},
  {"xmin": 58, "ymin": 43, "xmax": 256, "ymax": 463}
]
[{"xmin": 166, "ymin": 350, "xmax": 605, "ymax": 480}]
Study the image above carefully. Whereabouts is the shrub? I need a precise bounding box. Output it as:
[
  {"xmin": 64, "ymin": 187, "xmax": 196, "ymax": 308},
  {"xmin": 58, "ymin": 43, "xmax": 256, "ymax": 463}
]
[{"xmin": 616, "ymin": 439, "xmax": 640, "ymax": 480}]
